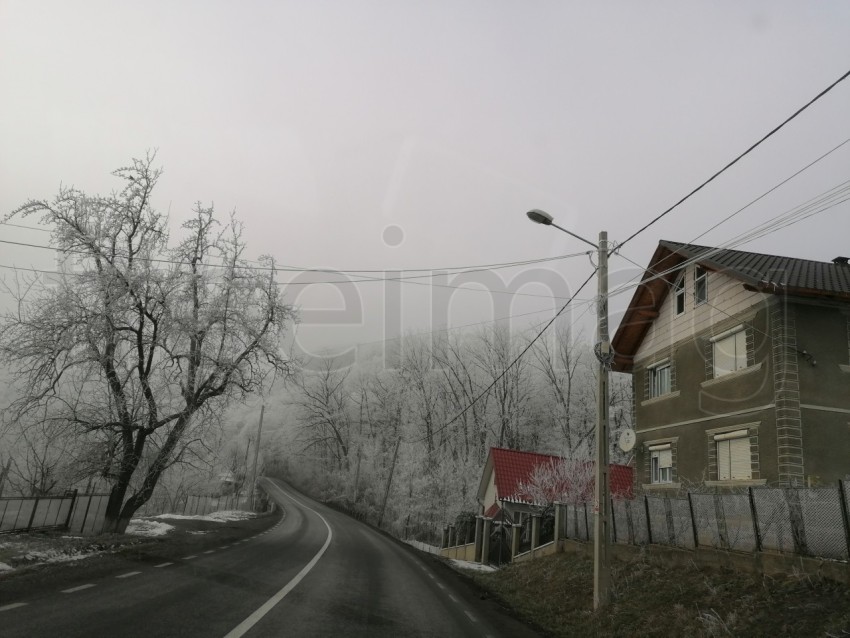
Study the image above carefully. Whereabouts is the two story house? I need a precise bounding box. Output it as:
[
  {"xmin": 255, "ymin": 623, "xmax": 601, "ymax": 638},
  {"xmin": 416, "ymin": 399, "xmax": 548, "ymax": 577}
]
[{"xmin": 612, "ymin": 240, "xmax": 850, "ymax": 490}]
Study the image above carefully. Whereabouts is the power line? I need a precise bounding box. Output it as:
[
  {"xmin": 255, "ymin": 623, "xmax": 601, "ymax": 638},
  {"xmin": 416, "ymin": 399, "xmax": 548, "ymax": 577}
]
[{"xmin": 618, "ymin": 66, "xmax": 850, "ymax": 251}]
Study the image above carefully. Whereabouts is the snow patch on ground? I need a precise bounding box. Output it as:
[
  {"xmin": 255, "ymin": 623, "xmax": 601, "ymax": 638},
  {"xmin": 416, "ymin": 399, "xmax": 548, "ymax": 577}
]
[
  {"xmin": 449, "ymin": 558, "xmax": 498, "ymax": 573},
  {"xmin": 0, "ymin": 562, "xmax": 13, "ymax": 571},
  {"xmin": 125, "ymin": 519, "xmax": 175, "ymax": 537},
  {"xmin": 149, "ymin": 510, "xmax": 257, "ymax": 523}
]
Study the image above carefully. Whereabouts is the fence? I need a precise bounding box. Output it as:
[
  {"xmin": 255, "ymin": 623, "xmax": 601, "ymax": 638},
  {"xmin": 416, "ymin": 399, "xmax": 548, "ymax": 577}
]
[
  {"xmin": 441, "ymin": 481, "xmax": 850, "ymax": 567},
  {"xmin": 1, "ymin": 491, "xmax": 110, "ymax": 535},
  {"xmin": 135, "ymin": 492, "xmax": 252, "ymax": 518},
  {"xmin": 553, "ymin": 481, "xmax": 850, "ymax": 562}
]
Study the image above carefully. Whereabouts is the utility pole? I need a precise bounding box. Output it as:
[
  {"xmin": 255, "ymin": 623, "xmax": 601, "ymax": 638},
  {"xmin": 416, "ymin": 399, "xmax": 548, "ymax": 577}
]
[
  {"xmin": 377, "ymin": 437, "xmax": 401, "ymax": 528},
  {"xmin": 249, "ymin": 404, "xmax": 265, "ymax": 510},
  {"xmin": 593, "ymin": 231, "xmax": 611, "ymax": 610},
  {"xmin": 525, "ymin": 211, "xmax": 611, "ymax": 609}
]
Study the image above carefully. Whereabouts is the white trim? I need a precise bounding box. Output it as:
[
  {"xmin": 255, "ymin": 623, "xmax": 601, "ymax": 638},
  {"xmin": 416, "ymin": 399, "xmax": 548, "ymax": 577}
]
[
  {"xmin": 705, "ymin": 479, "xmax": 767, "ymax": 487},
  {"xmin": 647, "ymin": 358, "xmax": 670, "ymax": 369},
  {"xmin": 641, "ymin": 482, "xmax": 681, "ymax": 491},
  {"xmin": 800, "ymin": 404, "xmax": 850, "ymax": 415},
  {"xmin": 641, "ymin": 390, "xmax": 680, "ymax": 407},
  {"xmin": 700, "ymin": 361, "xmax": 763, "ymax": 388},
  {"xmin": 713, "ymin": 429, "xmax": 749, "ymax": 442},
  {"xmin": 643, "ymin": 436, "xmax": 679, "ymax": 446},
  {"xmin": 709, "ymin": 324, "xmax": 745, "ymax": 343},
  {"xmin": 636, "ymin": 404, "xmax": 774, "ymax": 434},
  {"xmin": 647, "ymin": 443, "xmax": 671, "ymax": 451},
  {"xmin": 705, "ymin": 421, "xmax": 760, "ymax": 436}
]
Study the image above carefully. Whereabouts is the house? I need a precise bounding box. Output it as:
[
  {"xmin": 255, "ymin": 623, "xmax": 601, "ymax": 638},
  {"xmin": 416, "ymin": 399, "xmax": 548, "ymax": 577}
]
[
  {"xmin": 476, "ymin": 447, "xmax": 634, "ymax": 522},
  {"xmin": 612, "ymin": 240, "xmax": 850, "ymax": 490}
]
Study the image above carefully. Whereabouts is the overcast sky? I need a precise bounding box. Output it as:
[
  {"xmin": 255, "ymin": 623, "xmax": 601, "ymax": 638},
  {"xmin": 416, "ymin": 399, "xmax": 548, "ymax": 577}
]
[{"xmin": 2, "ymin": 1, "xmax": 849, "ymax": 361}]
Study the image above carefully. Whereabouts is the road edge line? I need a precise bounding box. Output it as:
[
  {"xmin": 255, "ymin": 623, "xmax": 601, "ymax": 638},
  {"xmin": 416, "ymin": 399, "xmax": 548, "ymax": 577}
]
[{"xmin": 222, "ymin": 483, "xmax": 333, "ymax": 638}]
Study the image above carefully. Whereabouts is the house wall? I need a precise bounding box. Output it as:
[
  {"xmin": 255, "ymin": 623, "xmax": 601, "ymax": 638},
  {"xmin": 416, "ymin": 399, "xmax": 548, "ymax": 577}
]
[
  {"xmin": 793, "ymin": 302, "xmax": 850, "ymax": 483},
  {"xmin": 635, "ymin": 266, "xmax": 767, "ymax": 364},
  {"xmin": 632, "ymin": 290, "xmax": 850, "ymax": 487}
]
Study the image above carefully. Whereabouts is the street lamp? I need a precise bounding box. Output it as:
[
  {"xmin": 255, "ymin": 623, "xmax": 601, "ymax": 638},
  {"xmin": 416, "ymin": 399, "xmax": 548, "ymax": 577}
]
[{"xmin": 526, "ymin": 209, "xmax": 611, "ymax": 610}]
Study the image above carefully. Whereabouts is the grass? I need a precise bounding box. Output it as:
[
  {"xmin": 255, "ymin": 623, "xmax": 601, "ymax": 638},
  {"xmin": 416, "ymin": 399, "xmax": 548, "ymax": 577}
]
[{"xmin": 469, "ymin": 550, "xmax": 850, "ymax": 637}]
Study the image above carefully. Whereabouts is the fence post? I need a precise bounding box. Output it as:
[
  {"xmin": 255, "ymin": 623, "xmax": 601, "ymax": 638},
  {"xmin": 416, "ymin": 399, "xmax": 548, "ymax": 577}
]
[
  {"xmin": 610, "ymin": 499, "xmax": 618, "ymax": 543},
  {"xmin": 625, "ymin": 498, "xmax": 635, "ymax": 544},
  {"xmin": 481, "ymin": 518, "xmax": 492, "ymax": 565},
  {"xmin": 644, "ymin": 495, "xmax": 653, "ymax": 545},
  {"xmin": 687, "ymin": 492, "xmax": 699, "ymax": 548},
  {"xmin": 785, "ymin": 488, "xmax": 809, "ymax": 556},
  {"xmin": 26, "ymin": 496, "xmax": 41, "ymax": 532},
  {"xmin": 553, "ymin": 503, "xmax": 562, "ymax": 543},
  {"xmin": 64, "ymin": 490, "xmax": 78, "ymax": 531},
  {"xmin": 583, "ymin": 502, "xmax": 590, "ymax": 541},
  {"xmin": 713, "ymin": 494, "xmax": 729, "ymax": 549},
  {"xmin": 748, "ymin": 487, "xmax": 763, "ymax": 553},
  {"xmin": 80, "ymin": 494, "xmax": 95, "ymax": 535},
  {"xmin": 837, "ymin": 480, "xmax": 850, "ymax": 560},
  {"xmin": 664, "ymin": 496, "xmax": 676, "ymax": 545}
]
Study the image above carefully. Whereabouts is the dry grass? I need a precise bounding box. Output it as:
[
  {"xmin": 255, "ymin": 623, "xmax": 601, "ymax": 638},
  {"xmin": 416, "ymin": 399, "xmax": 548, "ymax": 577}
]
[{"xmin": 470, "ymin": 552, "xmax": 850, "ymax": 637}]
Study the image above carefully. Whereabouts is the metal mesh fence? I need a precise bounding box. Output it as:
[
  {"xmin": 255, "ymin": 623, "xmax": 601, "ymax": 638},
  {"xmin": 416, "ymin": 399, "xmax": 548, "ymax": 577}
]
[
  {"xmin": 463, "ymin": 481, "xmax": 850, "ymax": 565},
  {"xmin": 752, "ymin": 488, "xmax": 794, "ymax": 554}
]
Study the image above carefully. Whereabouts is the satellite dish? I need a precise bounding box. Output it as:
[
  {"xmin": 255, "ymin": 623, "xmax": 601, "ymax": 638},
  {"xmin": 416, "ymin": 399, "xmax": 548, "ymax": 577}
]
[{"xmin": 618, "ymin": 428, "xmax": 636, "ymax": 452}]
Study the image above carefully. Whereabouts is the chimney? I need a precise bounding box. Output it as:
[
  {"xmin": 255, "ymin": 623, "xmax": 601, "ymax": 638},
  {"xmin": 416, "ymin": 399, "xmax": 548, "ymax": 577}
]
[{"xmin": 832, "ymin": 256, "xmax": 850, "ymax": 266}]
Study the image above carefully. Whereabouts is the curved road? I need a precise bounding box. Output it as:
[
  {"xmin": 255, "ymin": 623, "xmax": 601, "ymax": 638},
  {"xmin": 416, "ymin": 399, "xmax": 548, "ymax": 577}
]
[{"xmin": 1, "ymin": 478, "xmax": 540, "ymax": 637}]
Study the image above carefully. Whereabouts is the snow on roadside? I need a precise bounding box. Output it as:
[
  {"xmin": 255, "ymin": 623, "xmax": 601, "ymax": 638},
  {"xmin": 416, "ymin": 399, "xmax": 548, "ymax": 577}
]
[
  {"xmin": 148, "ymin": 510, "xmax": 257, "ymax": 523},
  {"xmin": 0, "ymin": 562, "xmax": 13, "ymax": 571},
  {"xmin": 448, "ymin": 558, "xmax": 498, "ymax": 573},
  {"xmin": 125, "ymin": 519, "xmax": 175, "ymax": 537}
]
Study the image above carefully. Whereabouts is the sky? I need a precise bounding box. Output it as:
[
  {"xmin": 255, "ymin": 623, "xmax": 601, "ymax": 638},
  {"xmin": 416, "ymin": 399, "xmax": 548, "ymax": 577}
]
[{"xmin": 2, "ymin": 1, "xmax": 849, "ymax": 364}]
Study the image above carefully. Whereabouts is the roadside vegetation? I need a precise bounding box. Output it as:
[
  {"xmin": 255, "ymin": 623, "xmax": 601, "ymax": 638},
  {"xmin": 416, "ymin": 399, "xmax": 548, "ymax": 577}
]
[{"xmin": 469, "ymin": 552, "xmax": 850, "ymax": 637}]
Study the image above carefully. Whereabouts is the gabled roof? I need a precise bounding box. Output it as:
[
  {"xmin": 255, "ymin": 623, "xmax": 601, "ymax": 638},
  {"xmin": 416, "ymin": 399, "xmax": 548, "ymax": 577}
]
[
  {"xmin": 612, "ymin": 240, "xmax": 850, "ymax": 372},
  {"xmin": 477, "ymin": 447, "xmax": 634, "ymax": 506},
  {"xmin": 490, "ymin": 447, "xmax": 560, "ymax": 502}
]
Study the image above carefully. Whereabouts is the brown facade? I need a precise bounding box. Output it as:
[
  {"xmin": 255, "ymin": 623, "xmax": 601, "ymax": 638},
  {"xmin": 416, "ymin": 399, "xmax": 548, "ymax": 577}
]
[{"xmin": 614, "ymin": 241, "xmax": 850, "ymax": 490}]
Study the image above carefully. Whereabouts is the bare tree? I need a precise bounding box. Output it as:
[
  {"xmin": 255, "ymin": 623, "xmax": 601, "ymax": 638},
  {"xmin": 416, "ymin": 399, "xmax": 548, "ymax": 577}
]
[
  {"xmin": 0, "ymin": 155, "xmax": 294, "ymax": 532},
  {"xmin": 531, "ymin": 323, "xmax": 595, "ymax": 457},
  {"xmin": 517, "ymin": 453, "xmax": 596, "ymax": 506}
]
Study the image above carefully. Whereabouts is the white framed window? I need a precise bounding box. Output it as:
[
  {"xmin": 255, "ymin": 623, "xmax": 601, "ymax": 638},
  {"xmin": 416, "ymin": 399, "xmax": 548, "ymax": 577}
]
[
  {"xmin": 712, "ymin": 327, "xmax": 747, "ymax": 377},
  {"xmin": 714, "ymin": 430, "xmax": 751, "ymax": 480},
  {"xmin": 648, "ymin": 361, "xmax": 671, "ymax": 398},
  {"xmin": 674, "ymin": 272, "xmax": 685, "ymax": 315},
  {"xmin": 649, "ymin": 444, "xmax": 673, "ymax": 484},
  {"xmin": 694, "ymin": 267, "xmax": 707, "ymax": 305}
]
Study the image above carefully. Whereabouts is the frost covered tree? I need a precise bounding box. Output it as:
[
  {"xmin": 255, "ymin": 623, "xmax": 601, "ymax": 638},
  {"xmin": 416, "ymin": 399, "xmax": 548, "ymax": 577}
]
[{"xmin": 0, "ymin": 155, "xmax": 295, "ymax": 532}]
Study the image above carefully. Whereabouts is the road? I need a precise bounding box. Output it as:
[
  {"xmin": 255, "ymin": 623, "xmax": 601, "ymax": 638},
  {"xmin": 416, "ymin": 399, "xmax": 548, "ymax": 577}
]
[{"xmin": 0, "ymin": 478, "xmax": 540, "ymax": 637}]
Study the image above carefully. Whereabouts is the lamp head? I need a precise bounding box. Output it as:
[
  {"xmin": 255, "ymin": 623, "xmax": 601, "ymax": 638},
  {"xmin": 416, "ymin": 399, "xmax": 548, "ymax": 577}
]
[{"xmin": 526, "ymin": 209, "xmax": 554, "ymax": 225}]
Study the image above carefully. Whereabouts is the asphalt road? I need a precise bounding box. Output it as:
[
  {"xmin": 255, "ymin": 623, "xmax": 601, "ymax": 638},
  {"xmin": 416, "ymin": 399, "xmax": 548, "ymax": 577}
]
[{"xmin": 0, "ymin": 478, "xmax": 540, "ymax": 637}]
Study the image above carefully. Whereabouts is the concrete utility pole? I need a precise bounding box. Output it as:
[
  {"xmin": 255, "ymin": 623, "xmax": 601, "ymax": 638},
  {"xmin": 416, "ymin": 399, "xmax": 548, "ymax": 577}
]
[
  {"xmin": 525, "ymin": 211, "xmax": 612, "ymax": 610},
  {"xmin": 593, "ymin": 231, "xmax": 611, "ymax": 610},
  {"xmin": 249, "ymin": 404, "xmax": 265, "ymax": 510}
]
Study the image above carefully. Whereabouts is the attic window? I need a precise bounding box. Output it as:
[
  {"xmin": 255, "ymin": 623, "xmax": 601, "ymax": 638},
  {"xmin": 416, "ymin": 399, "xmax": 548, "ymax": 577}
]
[
  {"xmin": 694, "ymin": 267, "xmax": 707, "ymax": 305},
  {"xmin": 674, "ymin": 272, "xmax": 685, "ymax": 315}
]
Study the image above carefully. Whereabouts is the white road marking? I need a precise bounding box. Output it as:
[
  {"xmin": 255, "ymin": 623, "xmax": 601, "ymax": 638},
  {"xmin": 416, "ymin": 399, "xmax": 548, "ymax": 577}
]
[
  {"xmin": 62, "ymin": 584, "xmax": 96, "ymax": 593},
  {"xmin": 183, "ymin": 555, "xmax": 198, "ymax": 560},
  {"xmin": 465, "ymin": 611, "xmax": 478, "ymax": 623},
  {"xmin": 116, "ymin": 571, "xmax": 141, "ymax": 579},
  {"xmin": 154, "ymin": 562, "xmax": 173, "ymax": 568},
  {"xmin": 219, "ymin": 546, "xmax": 229, "ymax": 549},
  {"xmin": 449, "ymin": 594, "xmax": 458, "ymax": 603},
  {"xmin": 428, "ymin": 573, "xmax": 435, "ymax": 579},
  {"xmin": 203, "ymin": 550, "xmax": 215, "ymax": 554},
  {"xmin": 224, "ymin": 484, "xmax": 333, "ymax": 638},
  {"xmin": 0, "ymin": 602, "xmax": 28, "ymax": 612},
  {"xmin": 437, "ymin": 583, "xmax": 446, "ymax": 590}
]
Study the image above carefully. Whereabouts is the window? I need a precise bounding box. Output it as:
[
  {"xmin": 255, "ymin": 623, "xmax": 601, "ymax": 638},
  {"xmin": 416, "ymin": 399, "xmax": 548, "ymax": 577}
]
[
  {"xmin": 712, "ymin": 328, "xmax": 747, "ymax": 377},
  {"xmin": 648, "ymin": 361, "xmax": 671, "ymax": 397},
  {"xmin": 674, "ymin": 272, "xmax": 685, "ymax": 315},
  {"xmin": 649, "ymin": 445, "xmax": 673, "ymax": 484},
  {"xmin": 694, "ymin": 267, "xmax": 707, "ymax": 305},
  {"xmin": 715, "ymin": 430, "xmax": 751, "ymax": 480}
]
